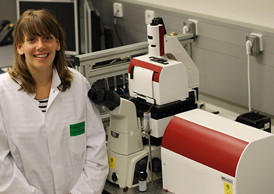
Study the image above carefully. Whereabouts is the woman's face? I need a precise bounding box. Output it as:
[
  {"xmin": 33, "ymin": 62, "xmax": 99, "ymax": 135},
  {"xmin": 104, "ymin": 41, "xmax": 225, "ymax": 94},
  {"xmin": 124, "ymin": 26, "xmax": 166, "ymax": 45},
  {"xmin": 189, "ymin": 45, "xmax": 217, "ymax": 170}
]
[{"xmin": 16, "ymin": 34, "xmax": 60, "ymax": 73}]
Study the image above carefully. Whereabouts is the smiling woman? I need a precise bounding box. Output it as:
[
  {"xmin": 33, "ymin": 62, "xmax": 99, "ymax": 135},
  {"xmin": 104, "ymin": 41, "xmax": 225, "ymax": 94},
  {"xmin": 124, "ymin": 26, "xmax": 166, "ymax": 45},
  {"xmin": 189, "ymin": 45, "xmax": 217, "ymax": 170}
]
[
  {"xmin": 9, "ymin": 9, "xmax": 71, "ymax": 95},
  {"xmin": 17, "ymin": 32, "xmax": 61, "ymax": 99},
  {"xmin": 0, "ymin": 9, "xmax": 108, "ymax": 194}
]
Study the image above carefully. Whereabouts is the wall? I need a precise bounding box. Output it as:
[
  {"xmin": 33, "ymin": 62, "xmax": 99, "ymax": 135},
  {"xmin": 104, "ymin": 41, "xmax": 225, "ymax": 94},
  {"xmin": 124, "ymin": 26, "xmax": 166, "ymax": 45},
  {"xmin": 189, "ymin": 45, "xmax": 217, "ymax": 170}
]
[
  {"xmin": 131, "ymin": 0, "xmax": 274, "ymax": 31},
  {"xmin": 92, "ymin": 0, "xmax": 274, "ymax": 117},
  {"xmin": 0, "ymin": 0, "xmax": 17, "ymax": 22}
]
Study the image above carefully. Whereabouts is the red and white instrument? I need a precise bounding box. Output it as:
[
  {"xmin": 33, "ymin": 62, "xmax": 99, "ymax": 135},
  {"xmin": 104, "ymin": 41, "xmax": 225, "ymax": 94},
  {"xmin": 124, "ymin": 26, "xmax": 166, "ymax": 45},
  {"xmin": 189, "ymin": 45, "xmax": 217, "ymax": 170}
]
[{"xmin": 162, "ymin": 109, "xmax": 274, "ymax": 194}]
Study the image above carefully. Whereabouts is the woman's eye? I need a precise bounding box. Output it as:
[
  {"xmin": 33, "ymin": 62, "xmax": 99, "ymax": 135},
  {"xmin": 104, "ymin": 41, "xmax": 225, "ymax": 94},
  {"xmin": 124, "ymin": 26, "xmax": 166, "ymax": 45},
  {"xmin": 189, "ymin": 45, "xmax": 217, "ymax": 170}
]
[
  {"xmin": 45, "ymin": 36, "xmax": 53, "ymax": 41},
  {"xmin": 27, "ymin": 38, "xmax": 35, "ymax": 43}
]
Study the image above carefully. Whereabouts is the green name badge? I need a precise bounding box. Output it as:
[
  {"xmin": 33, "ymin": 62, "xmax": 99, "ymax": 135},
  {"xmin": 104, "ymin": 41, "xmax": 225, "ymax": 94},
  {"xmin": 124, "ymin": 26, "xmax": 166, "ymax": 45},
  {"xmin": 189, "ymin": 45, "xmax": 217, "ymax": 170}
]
[{"xmin": 70, "ymin": 121, "xmax": 85, "ymax": 136}]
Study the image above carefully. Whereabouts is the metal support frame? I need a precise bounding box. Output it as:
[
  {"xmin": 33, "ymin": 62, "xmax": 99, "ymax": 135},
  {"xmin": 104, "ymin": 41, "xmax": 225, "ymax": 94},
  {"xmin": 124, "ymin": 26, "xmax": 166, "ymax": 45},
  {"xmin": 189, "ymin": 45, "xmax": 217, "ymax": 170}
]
[{"xmin": 74, "ymin": 33, "xmax": 194, "ymax": 84}]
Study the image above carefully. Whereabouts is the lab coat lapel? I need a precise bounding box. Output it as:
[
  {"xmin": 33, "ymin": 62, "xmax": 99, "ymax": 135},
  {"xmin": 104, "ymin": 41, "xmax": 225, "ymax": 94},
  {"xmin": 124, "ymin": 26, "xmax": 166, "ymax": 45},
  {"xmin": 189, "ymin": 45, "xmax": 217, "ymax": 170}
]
[
  {"xmin": 47, "ymin": 68, "xmax": 61, "ymax": 112},
  {"xmin": 13, "ymin": 78, "xmax": 45, "ymax": 117}
]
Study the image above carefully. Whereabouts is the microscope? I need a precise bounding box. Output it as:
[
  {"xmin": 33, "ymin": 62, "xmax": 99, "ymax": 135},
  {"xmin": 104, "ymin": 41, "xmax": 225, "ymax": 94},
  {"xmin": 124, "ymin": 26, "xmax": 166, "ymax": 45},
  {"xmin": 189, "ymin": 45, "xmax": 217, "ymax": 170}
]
[
  {"xmin": 89, "ymin": 17, "xmax": 199, "ymax": 190},
  {"xmin": 88, "ymin": 87, "xmax": 161, "ymax": 190}
]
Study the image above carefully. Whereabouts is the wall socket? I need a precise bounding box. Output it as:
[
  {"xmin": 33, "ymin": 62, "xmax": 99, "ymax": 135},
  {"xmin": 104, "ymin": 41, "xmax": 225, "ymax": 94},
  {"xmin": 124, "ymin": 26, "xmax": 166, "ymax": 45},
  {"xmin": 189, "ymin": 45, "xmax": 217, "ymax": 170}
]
[
  {"xmin": 183, "ymin": 19, "xmax": 198, "ymax": 37},
  {"xmin": 113, "ymin": 2, "xmax": 123, "ymax": 17},
  {"xmin": 145, "ymin": 10, "xmax": 155, "ymax": 24},
  {"xmin": 250, "ymin": 33, "xmax": 263, "ymax": 52},
  {"xmin": 246, "ymin": 33, "xmax": 263, "ymax": 56}
]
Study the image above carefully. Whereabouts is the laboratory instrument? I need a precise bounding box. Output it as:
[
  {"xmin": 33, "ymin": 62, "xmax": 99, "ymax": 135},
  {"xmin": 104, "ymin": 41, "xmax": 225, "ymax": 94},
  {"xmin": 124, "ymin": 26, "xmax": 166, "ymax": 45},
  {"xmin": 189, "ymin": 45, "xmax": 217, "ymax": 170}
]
[{"xmin": 162, "ymin": 109, "xmax": 274, "ymax": 194}]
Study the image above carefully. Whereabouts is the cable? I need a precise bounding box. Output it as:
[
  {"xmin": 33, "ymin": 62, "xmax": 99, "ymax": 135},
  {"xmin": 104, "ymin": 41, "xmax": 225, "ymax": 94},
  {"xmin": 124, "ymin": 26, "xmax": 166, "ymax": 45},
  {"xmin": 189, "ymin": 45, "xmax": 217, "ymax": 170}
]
[
  {"xmin": 148, "ymin": 130, "xmax": 153, "ymax": 185},
  {"xmin": 104, "ymin": 78, "xmax": 110, "ymax": 90},
  {"xmin": 143, "ymin": 112, "xmax": 153, "ymax": 185},
  {"xmin": 121, "ymin": 73, "xmax": 127, "ymax": 94},
  {"xmin": 114, "ymin": 10, "xmax": 124, "ymax": 46},
  {"xmin": 113, "ymin": 76, "xmax": 117, "ymax": 92},
  {"xmin": 182, "ymin": 25, "xmax": 189, "ymax": 34},
  {"xmin": 246, "ymin": 40, "xmax": 252, "ymax": 55},
  {"xmin": 246, "ymin": 40, "xmax": 253, "ymax": 112},
  {"xmin": 247, "ymin": 54, "xmax": 251, "ymax": 112}
]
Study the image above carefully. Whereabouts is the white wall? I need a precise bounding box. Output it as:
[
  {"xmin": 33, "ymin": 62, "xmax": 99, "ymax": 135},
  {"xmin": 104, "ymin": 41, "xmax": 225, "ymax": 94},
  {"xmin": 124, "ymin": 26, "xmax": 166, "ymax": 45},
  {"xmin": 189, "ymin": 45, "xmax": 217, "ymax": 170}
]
[{"xmin": 132, "ymin": 0, "xmax": 274, "ymax": 32}]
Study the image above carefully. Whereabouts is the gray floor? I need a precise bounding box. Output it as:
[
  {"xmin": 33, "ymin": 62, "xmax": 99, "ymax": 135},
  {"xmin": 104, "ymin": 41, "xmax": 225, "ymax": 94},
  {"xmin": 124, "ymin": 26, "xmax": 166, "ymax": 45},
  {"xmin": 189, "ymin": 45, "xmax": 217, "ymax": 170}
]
[{"xmin": 104, "ymin": 179, "xmax": 171, "ymax": 194}]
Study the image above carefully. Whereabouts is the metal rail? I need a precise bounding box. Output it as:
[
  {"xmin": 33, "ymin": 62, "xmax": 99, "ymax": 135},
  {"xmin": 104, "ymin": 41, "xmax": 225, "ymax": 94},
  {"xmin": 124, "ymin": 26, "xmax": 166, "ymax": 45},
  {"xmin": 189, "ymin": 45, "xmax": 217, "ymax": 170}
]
[{"xmin": 74, "ymin": 33, "xmax": 194, "ymax": 84}]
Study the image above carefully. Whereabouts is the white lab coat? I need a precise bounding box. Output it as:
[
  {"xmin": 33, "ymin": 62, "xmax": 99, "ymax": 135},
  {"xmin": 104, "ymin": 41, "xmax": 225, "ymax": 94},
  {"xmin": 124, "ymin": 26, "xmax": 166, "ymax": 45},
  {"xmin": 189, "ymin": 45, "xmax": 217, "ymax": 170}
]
[{"xmin": 0, "ymin": 68, "xmax": 109, "ymax": 194}]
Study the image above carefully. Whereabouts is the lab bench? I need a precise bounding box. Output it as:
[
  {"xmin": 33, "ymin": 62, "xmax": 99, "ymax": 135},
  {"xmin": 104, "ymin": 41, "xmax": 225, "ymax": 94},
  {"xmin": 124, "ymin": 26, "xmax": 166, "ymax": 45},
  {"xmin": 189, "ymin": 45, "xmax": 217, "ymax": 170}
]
[{"xmin": 103, "ymin": 179, "xmax": 171, "ymax": 194}]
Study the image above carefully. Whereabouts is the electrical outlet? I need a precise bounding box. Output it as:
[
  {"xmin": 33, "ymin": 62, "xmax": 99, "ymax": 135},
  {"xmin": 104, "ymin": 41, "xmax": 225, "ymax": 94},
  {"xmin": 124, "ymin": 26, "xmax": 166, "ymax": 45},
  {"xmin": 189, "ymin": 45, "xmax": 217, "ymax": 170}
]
[
  {"xmin": 183, "ymin": 19, "xmax": 198, "ymax": 36},
  {"xmin": 250, "ymin": 33, "xmax": 263, "ymax": 52},
  {"xmin": 113, "ymin": 2, "xmax": 123, "ymax": 17},
  {"xmin": 188, "ymin": 19, "xmax": 198, "ymax": 36},
  {"xmin": 145, "ymin": 10, "xmax": 155, "ymax": 24},
  {"xmin": 246, "ymin": 33, "xmax": 263, "ymax": 56}
]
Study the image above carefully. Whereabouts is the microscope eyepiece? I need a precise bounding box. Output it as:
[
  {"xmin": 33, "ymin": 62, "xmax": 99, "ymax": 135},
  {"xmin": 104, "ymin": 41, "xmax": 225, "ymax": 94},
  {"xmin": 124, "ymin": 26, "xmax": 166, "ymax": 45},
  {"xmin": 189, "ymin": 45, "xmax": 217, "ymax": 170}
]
[{"xmin": 88, "ymin": 88, "xmax": 120, "ymax": 110}]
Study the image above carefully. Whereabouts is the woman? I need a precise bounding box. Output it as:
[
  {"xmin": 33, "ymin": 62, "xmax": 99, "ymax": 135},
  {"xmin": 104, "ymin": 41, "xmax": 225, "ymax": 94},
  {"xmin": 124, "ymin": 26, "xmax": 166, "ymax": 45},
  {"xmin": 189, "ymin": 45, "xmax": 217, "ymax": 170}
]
[{"xmin": 0, "ymin": 9, "xmax": 108, "ymax": 194}]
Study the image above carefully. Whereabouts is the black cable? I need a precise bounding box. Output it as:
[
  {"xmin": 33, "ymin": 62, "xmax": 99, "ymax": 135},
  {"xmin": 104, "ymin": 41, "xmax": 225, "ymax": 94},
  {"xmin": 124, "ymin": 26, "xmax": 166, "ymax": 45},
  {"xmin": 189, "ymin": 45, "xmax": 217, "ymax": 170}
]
[{"xmin": 113, "ymin": 10, "xmax": 124, "ymax": 46}]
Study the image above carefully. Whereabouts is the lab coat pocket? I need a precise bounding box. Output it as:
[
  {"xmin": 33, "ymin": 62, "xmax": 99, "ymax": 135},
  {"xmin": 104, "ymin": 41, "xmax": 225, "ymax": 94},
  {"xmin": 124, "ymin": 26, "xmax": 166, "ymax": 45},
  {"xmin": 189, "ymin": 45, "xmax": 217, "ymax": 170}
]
[
  {"xmin": 69, "ymin": 121, "xmax": 86, "ymax": 152},
  {"xmin": 69, "ymin": 121, "xmax": 86, "ymax": 170}
]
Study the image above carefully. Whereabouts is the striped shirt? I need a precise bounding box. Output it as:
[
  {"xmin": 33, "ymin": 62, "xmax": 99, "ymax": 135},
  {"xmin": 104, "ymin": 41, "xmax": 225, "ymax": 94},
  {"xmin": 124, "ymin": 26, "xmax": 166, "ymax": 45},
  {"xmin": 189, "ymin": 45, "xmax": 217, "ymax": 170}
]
[{"xmin": 37, "ymin": 98, "xmax": 49, "ymax": 113}]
